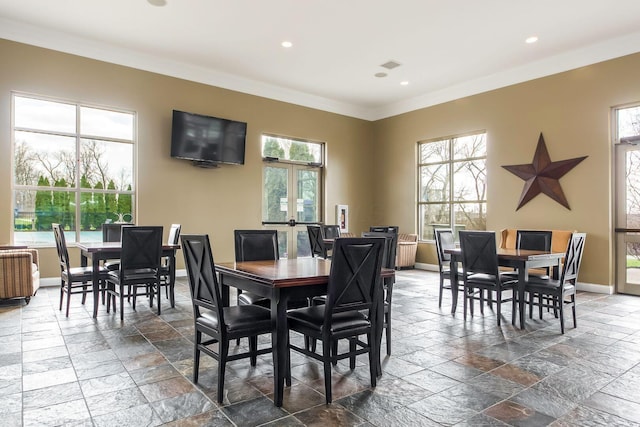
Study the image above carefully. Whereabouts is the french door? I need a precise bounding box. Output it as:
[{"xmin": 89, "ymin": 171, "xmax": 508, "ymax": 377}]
[
  {"xmin": 262, "ymin": 163, "xmax": 322, "ymax": 258},
  {"xmin": 614, "ymin": 105, "xmax": 640, "ymax": 295}
]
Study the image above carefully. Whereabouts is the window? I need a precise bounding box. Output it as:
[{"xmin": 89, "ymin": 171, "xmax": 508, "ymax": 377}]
[
  {"xmin": 261, "ymin": 134, "xmax": 324, "ymax": 258},
  {"xmin": 418, "ymin": 131, "xmax": 487, "ymax": 241},
  {"xmin": 12, "ymin": 93, "xmax": 135, "ymax": 245}
]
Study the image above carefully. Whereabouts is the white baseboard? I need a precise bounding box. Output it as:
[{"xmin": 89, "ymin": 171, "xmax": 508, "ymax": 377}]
[{"xmin": 576, "ymin": 282, "xmax": 613, "ymax": 294}]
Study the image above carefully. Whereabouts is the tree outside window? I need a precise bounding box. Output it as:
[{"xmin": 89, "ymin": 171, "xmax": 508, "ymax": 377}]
[
  {"xmin": 418, "ymin": 132, "xmax": 487, "ymax": 241},
  {"xmin": 12, "ymin": 94, "xmax": 135, "ymax": 245}
]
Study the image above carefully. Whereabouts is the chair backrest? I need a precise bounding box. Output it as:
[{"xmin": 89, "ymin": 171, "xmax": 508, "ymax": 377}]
[
  {"xmin": 120, "ymin": 226, "xmax": 163, "ymax": 272},
  {"xmin": 234, "ymin": 230, "xmax": 279, "ymax": 261},
  {"xmin": 324, "ymin": 238, "xmax": 385, "ymax": 327},
  {"xmin": 458, "ymin": 230, "xmax": 499, "ymax": 276},
  {"xmin": 434, "ymin": 228, "xmax": 455, "ymax": 267},
  {"xmin": 102, "ymin": 223, "xmax": 124, "ymax": 242},
  {"xmin": 516, "ymin": 230, "xmax": 552, "ymax": 251},
  {"xmin": 168, "ymin": 223, "xmax": 182, "ymax": 245},
  {"xmin": 369, "ymin": 226, "xmax": 399, "ymax": 234},
  {"xmin": 560, "ymin": 233, "xmax": 586, "ymax": 285},
  {"xmin": 181, "ymin": 234, "xmax": 224, "ymax": 328},
  {"xmin": 52, "ymin": 223, "xmax": 71, "ymax": 274},
  {"xmin": 322, "ymin": 225, "xmax": 341, "ymax": 240},
  {"xmin": 307, "ymin": 225, "xmax": 328, "ymax": 258},
  {"xmin": 361, "ymin": 231, "xmax": 398, "ymax": 270}
]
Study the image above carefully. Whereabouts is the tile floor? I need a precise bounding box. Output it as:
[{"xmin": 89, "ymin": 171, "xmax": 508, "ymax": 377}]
[{"xmin": 2, "ymin": 270, "xmax": 640, "ymax": 426}]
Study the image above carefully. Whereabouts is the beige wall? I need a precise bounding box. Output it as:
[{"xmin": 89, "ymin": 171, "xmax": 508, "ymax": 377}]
[
  {"xmin": 0, "ymin": 39, "xmax": 376, "ymax": 277},
  {"xmin": 3, "ymin": 38, "xmax": 640, "ymax": 289},
  {"xmin": 373, "ymin": 52, "xmax": 640, "ymax": 288}
]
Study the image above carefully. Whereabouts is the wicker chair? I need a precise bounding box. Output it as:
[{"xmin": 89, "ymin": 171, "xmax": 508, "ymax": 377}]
[{"xmin": 396, "ymin": 233, "xmax": 418, "ymax": 269}]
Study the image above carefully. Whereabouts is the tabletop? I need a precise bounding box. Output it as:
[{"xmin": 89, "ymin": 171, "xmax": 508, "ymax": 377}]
[{"xmin": 216, "ymin": 257, "xmax": 395, "ymax": 288}]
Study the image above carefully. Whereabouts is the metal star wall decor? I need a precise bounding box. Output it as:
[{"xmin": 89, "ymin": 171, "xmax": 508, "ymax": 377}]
[{"xmin": 502, "ymin": 133, "xmax": 587, "ymax": 210}]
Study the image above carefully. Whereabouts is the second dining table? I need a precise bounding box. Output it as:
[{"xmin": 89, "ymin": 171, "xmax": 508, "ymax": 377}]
[
  {"xmin": 444, "ymin": 247, "xmax": 565, "ymax": 329},
  {"xmin": 215, "ymin": 257, "xmax": 395, "ymax": 407},
  {"xmin": 76, "ymin": 241, "xmax": 180, "ymax": 318}
]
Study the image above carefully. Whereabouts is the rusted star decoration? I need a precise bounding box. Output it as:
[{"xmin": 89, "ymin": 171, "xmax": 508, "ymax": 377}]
[{"xmin": 502, "ymin": 133, "xmax": 587, "ymax": 211}]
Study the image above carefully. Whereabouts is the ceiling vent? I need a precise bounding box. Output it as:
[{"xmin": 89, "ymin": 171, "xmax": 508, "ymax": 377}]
[{"xmin": 380, "ymin": 60, "xmax": 401, "ymax": 70}]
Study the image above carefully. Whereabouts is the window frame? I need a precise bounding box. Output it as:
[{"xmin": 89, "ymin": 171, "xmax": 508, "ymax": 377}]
[
  {"xmin": 11, "ymin": 92, "xmax": 137, "ymax": 246},
  {"xmin": 417, "ymin": 131, "xmax": 487, "ymax": 242}
]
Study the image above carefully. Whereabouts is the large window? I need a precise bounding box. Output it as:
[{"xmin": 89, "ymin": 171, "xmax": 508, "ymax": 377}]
[
  {"xmin": 12, "ymin": 93, "xmax": 135, "ymax": 245},
  {"xmin": 418, "ymin": 132, "xmax": 487, "ymax": 241},
  {"xmin": 261, "ymin": 134, "xmax": 324, "ymax": 258}
]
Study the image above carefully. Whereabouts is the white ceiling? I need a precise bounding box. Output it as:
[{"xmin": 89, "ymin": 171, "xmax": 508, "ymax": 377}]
[{"xmin": 2, "ymin": 0, "xmax": 640, "ymax": 121}]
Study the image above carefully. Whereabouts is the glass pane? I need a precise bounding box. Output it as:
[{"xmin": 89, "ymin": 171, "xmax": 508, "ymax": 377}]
[
  {"xmin": 13, "ymin": 189, "xmax": 77, "ymax": 245},
  {"xmin": 80, "ymin": 107, "xmax": 134, "ymax": 140},
  {"xmin": 14, "ymin": 96, "xmax": 76, "ymax": 133},
  {"xmin": 297, "ymin": 169, "xmax": 319, "ymax": 222},
  {"xmin": 279, "ymin": 230, "xmax": 288, "ymax": 259},
  {"xmin": 261, "ymin": 135, "xmax": 322, "ymax": 164},
  {"xmin": 419, "ymin": 139, "xmax": 448, "ymax": 164},
  {"xmin": 626, "ymin": 240, "xmax": 640, "ymax": 285},
  {"xmin": 626, "ymin": 150, "xmax": 640, "ymax": 228},
  {"xmin": 453, "ymin": 133, "xmax": 486, "ymax": 160},
  {"xmin": 453, "ymin": 160, "xmax": 487, "ymax": 201},
  {"xmin": 419, "ymin": 204, "xmax": 450, "ymax": 240},
  {"xmin": 79, "ymin": 191, "xmax": 134, "ymax": 232},
  {"xmin": 618, "ymin": 106, "xmax": 640, "ymax": 139},
  {"xmin": 419, "ymin": 164, "xmax": 449, "ymax": 202},
  {"xmin": 453, "ymin": 202, "xmax": 486, "ymax": 232},
  {"xmin": 263, "ymin": 166, "xmax": 288, "ymax": 222},
  {"xmin": 297, "ymin": 229, "xmax": 311, "ymax": 258},
  {"xmin": 80, "ymin": 139, "xmax": 134, "ymax": 190},
  {"xmin": 14, "ymin": 132, "xmax": 76, "ymax": 187}
]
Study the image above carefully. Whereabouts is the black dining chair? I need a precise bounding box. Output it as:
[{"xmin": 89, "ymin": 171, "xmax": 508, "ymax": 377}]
[
  {"xmin": 53, "ymin": 223, "xmax": 109, "ymax": 317},
  {"xmin": 308, "ymin": 225, "xmax": 330, "ymax": 259},
  {"xmin": 502, "ymin": 230, "xmax": 553, "ymax": 280},
  {"xmin": 458, "ymin": 230, "xmax": 518, "ymax": 326},
  {"xmin": 287, "ymin": 237, "xmax": 385, "ymax": 403},
  {"xmin": 322, "ymin": 225, "xmax": 341, "ymax": 240},
  {"xmin": 159, "ymin": 223, "xmax": 181, "ymax": 308},
  {"xmin": 105, "ymin": 226, "xmax": 163, "ymax": 321},
  {"xmin": 369, "ymin": 226, "xmax": 399, "ymax": 234},
  {"xmin": 434, "ymin": 228, "xmax": 456, "ymax": 308},
  {"xmin": 362, "ymin": 231, "xmax": 397, "ymax": 357},
  {"xmin": 234, "ymin": 229, "xmax": 279, "ymax": 309},
  {"xmin": 181, "ymin": 234, "xmax": 272, "ymax": 403},
  {"xmin": 102, "ymin": 223, "xmax": 125, "ymax": 273},
  {"xmin": 524, "ymin": 232, "xmax": 586, "ymax": 333}
]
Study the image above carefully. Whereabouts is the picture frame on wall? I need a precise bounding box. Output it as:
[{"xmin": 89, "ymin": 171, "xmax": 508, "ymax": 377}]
[{"xmin": 336, "ymin": 204, "xmax": 349, "ymax": 233}]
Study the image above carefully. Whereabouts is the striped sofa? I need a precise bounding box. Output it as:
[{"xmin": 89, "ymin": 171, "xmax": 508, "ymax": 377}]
[{"xmin": 0, "ymin": 248, "xmax": 40, "ymax": 304}]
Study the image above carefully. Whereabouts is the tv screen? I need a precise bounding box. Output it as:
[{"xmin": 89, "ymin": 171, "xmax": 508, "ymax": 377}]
[{"xmin": 171, "ymin": 110, "xmax": 246, "ymax": 165}]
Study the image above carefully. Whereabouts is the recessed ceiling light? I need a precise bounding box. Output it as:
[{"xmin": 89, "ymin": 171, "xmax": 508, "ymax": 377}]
[
  {"xmin": 281, "ymin": 41, "xmax": 293, "ymax": 48},
  {"xmin": 147, "ymin": 0, "xmax": 167, "ymax": 6},
  {"xmin": 525, "ymin": 36, "xmax": 538, "ymax": 44},
  {"xmin": 375, "ymin": 72, "xmax": 387, "ymax": 78},
  {"xmin": 400, "ymin": 81, "xmax": 409, "ymax": 86}
]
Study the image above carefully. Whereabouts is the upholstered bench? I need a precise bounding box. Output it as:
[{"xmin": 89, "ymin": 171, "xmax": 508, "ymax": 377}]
[
  {"xmin": 0, "ymin": 248, "xmax": 40, "ymax": 304},
  {"xmin": 500, "ymin": 229, "xmax": 574, "ymax": 278},
  {"xmin": 500, "ymin": 229, "xmax": 574, "ymax": 253}
]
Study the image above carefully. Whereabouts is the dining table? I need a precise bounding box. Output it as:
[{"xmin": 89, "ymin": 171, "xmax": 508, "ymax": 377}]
[
  {"xmin": 215, "ymin": 257, "xmax": 395, "ymax": 407},
  {"xmin": 76, "ymin": 241, "xmax": 180, "ymax": 318},
  {"xmin": 444, "ymin": 247, "xmax": 564, "ymax": 329}
]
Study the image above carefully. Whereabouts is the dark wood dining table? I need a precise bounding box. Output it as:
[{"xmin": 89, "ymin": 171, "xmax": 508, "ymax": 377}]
[
  {"xmin": 444, "ymin": 247, "xmax": 564, "ymax": 329},
  {"xmin": 76, "ymin": 241, "xmax": 180, "ymax": 318},
  {"xmin": 215, "ymin": 257, "xmax": 395, "ymax": 407}
]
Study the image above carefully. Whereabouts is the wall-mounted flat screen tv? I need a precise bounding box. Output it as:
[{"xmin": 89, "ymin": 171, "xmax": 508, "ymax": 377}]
[{"xmin": 171, "ymin": 110, "xmax": 247, "ymax": 166}]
